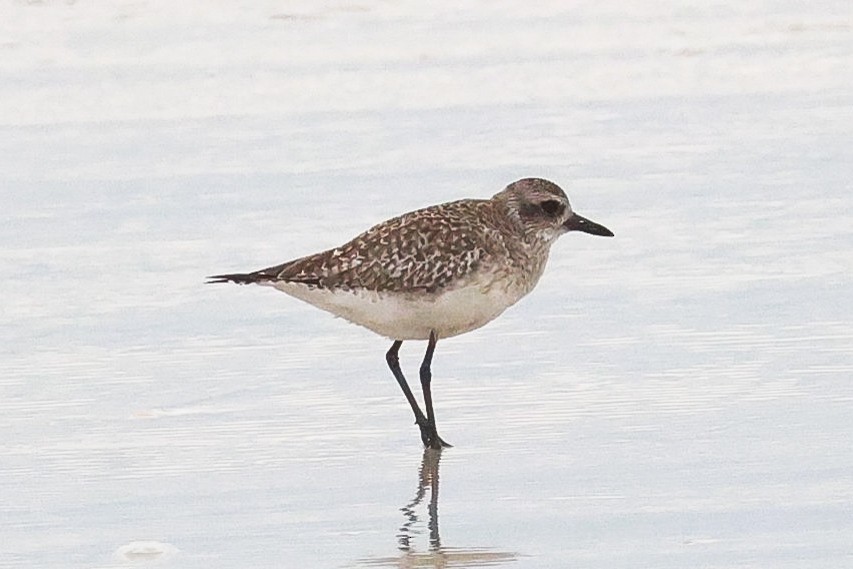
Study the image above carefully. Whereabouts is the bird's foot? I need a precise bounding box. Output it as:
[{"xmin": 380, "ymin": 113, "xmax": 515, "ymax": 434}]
[
  {"xmin": 428, "ymin": 433, "xmax": 453, "ymax": 449},
  {"xmin": 416, "ymin": 420, "xmax": 452, "ymax": 449}
]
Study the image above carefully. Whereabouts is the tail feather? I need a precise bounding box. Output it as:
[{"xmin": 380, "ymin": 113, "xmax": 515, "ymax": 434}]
[
  {"xmin": 206, "ymin": 271, "xmax": 273, "ymax": 285},
  {"xmin": 208, "ymin": 254, "xmax": 327, "ymax": 287}
]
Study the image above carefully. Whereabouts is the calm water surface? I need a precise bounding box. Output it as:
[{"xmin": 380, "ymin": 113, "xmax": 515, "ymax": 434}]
[{"xmin": 1, "ymin": 1, "xmax": 852, "ymax": 568}]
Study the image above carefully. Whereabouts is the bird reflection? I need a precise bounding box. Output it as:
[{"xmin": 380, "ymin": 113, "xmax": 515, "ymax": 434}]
[
  {"xmin": 397, "ymin": 447, "xmax": 443, "ymax": 552},
  {"xmin": 359, "ymin": 448, "xmax": 517, "ymax": 568}
]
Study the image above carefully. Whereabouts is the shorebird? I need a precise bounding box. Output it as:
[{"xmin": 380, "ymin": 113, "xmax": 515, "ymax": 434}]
[{"xmin": 208, "ymin": 177, "xmax": 613, "ymax": 448}]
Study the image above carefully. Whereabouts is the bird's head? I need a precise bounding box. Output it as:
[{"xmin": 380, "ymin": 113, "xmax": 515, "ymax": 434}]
[{"xmin": 494, "ymin": 178, "xmax": 614, "ymax": 244}]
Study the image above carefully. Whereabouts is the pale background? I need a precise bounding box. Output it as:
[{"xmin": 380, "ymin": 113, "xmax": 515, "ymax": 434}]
[{"xmin": 1, "ymin": 1, "xmax": 852, "ymax": 567}]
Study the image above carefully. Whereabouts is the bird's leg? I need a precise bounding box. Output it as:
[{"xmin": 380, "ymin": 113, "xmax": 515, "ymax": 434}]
[
  {"xmin": 419, "ymin": 331, "xmax": 452, "ymax": 449},
  {"xmin": 386, "ymin": 341, "xmax": 432, "ymax": 445}
]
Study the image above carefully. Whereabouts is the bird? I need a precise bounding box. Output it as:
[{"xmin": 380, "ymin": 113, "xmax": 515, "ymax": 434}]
[{"xmin": 208, "ymin": 177, "xmax": 613, "ymax": 449}]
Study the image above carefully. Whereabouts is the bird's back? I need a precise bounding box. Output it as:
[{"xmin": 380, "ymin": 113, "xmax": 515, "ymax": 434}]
[{"xmin": 265, "ymin": 198, "xmax": 515, "ymax": 293}]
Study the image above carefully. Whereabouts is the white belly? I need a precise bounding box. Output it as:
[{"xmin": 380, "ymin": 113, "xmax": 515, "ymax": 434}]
[{"xmin": 266, "ymin": 280, "xmax": 529, "ymax": 341}]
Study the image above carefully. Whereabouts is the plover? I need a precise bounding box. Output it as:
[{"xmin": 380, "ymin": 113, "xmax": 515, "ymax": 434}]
[{"xmin": 208, "ymin": 177, "xmax": 613, "ymax": 448}]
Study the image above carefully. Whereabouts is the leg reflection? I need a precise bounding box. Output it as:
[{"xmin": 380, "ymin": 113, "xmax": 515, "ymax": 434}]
[
  {"xmin": 359, "ymin": 449, "xmax": 517, "ymax": 567},
  {"xmin": 397, "ymin": 447, "xmax": 442, "ymax": 552}
]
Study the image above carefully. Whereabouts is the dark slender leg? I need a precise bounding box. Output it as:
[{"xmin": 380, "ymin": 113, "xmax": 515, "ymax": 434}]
[
  {"xmin": 386, "ymin": 341, "xmax": 432, "ymax": 445},
  {"xmin": 420, "ymin": 331, "xmax": 451, "ymax": 449}
]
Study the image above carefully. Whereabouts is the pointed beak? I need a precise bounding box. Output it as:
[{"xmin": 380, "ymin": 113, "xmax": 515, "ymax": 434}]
[{"xmin": 563, "ymin": 212, "xmax": 614, "ymax": 237}]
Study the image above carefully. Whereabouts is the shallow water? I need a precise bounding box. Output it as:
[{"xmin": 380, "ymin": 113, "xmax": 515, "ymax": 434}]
[{"xmin": 2, "ymin": 1, "xmax": 852, "ymax": 568}]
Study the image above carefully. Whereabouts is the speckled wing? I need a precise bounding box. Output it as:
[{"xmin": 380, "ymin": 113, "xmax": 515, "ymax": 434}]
[{"xmin": 215, "ymin": 199, "xmax": 501, "ymax": 294}]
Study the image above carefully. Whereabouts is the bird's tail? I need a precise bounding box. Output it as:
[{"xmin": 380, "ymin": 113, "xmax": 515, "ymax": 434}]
[{"xmin": 206, "ymin": 272, "xmax": 269, "ymax": 285}]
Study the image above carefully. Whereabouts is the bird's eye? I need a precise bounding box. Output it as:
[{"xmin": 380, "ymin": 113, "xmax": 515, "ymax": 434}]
[{"xmin": 540, "ymin": 200, "xmax": 564, "ymax": 216}]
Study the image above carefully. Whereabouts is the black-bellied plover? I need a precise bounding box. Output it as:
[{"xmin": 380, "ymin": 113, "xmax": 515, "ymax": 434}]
[{"xmin": 208, "ymin": 178, "xmax": 613, "ymax": 448}]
